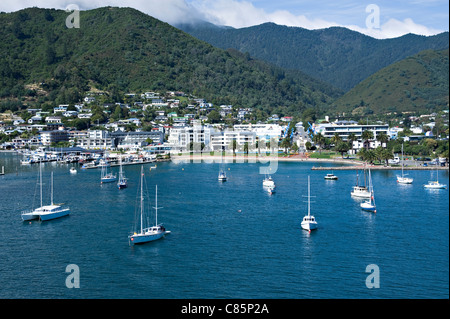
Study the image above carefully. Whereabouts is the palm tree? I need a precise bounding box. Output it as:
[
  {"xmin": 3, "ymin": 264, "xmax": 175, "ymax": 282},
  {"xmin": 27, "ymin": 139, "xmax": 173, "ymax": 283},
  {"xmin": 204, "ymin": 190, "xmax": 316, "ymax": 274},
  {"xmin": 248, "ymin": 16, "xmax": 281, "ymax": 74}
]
[
  {"xmin": 380, "ymin": 149, "xmax": 394, "ymax": 166},
  {"xmin": 376, "ymin": 132, "xmax": 389, "ymax": 147},
  {"xmin": 280, "ymin": 137, "xmax": 292, "ymax": 154},
  {"xmin": 313, "ymin": 133, "xmax": 325, "ymax": 153},
  {"xmin": 331, "ymin": 132, "xmax": 342, "ymax": 145},
  {"xmin": 361, "ymin": 130, "xmax": 374, "ymax": 150}
]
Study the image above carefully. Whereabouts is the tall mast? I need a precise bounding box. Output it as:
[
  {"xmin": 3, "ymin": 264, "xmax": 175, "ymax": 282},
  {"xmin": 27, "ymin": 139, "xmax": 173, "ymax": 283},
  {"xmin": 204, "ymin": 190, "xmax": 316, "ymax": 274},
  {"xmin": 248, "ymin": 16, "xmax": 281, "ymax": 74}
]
[
  {"xmin": 39, "ymin": 160, "xmax": 43, "ymax": 207},
  {"xmin": 401, "ymin": 143, "xmax": 404, "ymax": 177},
  {"xmin": 51, "ymin": 172, "xmax": 53, "ymax": 205},
  {"xmin": 155, "ymin": 185, "xmax": 158, "ymax": 226},
  {"xmin": 307, "ymin": 176, "xmax": 310, "ymax": 217},
  {"xmin": 140, "ymin": 166, "xmax": 143, "ymax": 234}
]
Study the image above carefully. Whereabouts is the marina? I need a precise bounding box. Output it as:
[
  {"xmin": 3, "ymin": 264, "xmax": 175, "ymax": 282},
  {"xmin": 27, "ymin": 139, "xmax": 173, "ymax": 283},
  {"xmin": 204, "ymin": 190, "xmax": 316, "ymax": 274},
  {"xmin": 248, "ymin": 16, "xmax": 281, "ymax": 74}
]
[{"xmin": 0, "ymin": 152, "xmax": 448, "ymax": 298}]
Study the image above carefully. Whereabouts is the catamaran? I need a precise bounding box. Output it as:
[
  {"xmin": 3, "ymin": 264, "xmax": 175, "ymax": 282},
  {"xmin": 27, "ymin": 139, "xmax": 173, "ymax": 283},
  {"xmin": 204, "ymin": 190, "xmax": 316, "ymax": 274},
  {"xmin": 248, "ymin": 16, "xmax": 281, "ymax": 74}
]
[
  {"xmin": 21, "ymin": 164, "xmax": 70, "ymax": 221},
  {"xmin": 301, "ymin": 176, "xmax": 318, "ymax": 232},
  {"xmin": 128, "ymin": 167, "xmax": 170, "ymax": 245},
  {"xmin": 397, "ymin": 143, "xmax": 413, "ymax": 184},
  {"xmin": 361, "ymin": 169, "xmax": 376, "ymax": 213}
]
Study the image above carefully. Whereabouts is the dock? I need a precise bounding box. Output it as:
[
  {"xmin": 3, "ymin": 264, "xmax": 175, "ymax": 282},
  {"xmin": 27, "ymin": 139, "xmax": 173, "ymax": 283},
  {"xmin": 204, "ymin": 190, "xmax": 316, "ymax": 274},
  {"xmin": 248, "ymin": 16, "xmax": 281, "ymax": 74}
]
[{"xmin": 83, "ymin": 159, "xmax": 157, "ymax": 169}]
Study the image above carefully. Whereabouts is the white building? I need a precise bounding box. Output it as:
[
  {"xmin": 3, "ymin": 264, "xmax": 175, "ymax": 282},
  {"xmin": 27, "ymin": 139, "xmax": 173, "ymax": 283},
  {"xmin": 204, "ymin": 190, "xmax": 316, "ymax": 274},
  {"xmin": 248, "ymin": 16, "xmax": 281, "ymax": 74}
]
[
  {"xmin": 167, "ymin": 123, "xmax": 215, "ymax": 151},
  {"xmin": 315, "ymin": 121, "xmax": 389, "ymax": 141},
  {"xmin": 210, "ymin": 130, "xmax": 257, "ymax": 151}
]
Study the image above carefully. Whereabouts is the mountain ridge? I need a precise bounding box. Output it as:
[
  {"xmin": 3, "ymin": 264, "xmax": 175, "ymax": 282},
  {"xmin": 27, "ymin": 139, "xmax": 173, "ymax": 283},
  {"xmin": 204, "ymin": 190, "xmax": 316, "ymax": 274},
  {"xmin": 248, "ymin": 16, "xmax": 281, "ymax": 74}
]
[
  {"xmin": 179, "ymin": 21, "xmax": 449, "ymax": 91},
  {"xmin": 0, "ymin": 7, "xmax": 340, "ymax": 118}
]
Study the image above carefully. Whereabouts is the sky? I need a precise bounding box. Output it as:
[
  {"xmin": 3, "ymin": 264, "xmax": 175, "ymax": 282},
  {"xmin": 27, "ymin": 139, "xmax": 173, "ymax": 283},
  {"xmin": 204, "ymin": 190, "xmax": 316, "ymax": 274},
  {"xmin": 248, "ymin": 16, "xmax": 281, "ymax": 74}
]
[{"xmin": 0, "ymin": 0, "xmax": 448, "ymax": 39}]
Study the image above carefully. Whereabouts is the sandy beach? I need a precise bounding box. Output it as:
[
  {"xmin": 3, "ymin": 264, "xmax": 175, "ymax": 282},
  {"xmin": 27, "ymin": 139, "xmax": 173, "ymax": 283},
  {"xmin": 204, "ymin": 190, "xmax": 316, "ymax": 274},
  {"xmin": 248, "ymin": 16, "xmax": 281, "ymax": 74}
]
[{"xmin": 170, "ymin": 153, "xmax": 449, "ymax": 170}]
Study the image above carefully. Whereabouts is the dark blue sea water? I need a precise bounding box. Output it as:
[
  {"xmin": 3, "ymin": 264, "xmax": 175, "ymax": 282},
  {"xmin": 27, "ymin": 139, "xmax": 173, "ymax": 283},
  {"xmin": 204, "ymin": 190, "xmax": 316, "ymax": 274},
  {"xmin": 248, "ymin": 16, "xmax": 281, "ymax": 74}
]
[{"xmin": 0, "ymin": 152, "xmax": 448, "ymax": 299}]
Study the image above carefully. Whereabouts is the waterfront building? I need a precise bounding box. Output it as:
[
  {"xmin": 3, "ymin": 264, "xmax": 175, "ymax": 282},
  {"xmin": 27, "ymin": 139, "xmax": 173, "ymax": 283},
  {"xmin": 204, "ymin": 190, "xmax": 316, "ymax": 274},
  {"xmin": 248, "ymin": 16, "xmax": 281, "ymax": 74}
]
[
  {"xmin": 315, "ymin": 121, "xmax": 389, "ymax": 141},
  {"xmin": 40, "ymin": 130, "xmax": 69, "ymax": 146}
]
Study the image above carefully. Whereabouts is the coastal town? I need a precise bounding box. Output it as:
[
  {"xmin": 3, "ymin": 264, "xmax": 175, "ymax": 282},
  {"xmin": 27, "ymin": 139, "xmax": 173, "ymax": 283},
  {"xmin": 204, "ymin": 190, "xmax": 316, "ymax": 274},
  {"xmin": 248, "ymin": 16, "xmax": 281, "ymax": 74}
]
[{"xmin": 0, "ymin": 90, "xmax": 449, "ymax": 170}]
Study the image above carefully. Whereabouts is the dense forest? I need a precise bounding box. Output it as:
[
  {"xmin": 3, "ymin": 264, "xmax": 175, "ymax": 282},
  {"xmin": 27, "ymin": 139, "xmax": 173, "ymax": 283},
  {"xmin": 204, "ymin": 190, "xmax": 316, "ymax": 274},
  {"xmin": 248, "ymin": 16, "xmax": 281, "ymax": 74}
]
[
  {"xmin": 332, "ymin": 49, "xmax": 449, "ymax": 116},
  {"xmin": 0, "ymin": 7, "xmax": 340, "ymax": 119},
  {"xmin": 180, "ymin": 22, "xmax": 449, "ymax": 91}
]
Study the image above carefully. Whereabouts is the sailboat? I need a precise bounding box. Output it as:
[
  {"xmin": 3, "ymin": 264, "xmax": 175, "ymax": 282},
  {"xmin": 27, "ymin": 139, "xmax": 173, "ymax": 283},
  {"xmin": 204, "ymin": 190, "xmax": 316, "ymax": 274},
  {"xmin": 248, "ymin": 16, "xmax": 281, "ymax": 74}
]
[
  {"xmin": 301, "ymin": 176, "xmax": 318, "ymax": 232},
  {"xmin": 351, "ymin": 168, "xmax": 371, "ymax": 198},
  {"xmin": 361, "ymin": 169, "xmax": 376, "ymax": 213},
  {"xmin": 70, "ymin": 167, "xmax": 77, "ymax": 174},
  {"xmin": 397, "ymin": 144, "xmax": 413, "ymax": 184},
  {"xmin": 424, "ymin": 167, "xmax": 447, "ymax": 189},
  {"xmin": 21, "ymin": 163, "xmax": 70, "ymax": 221},
  {"xmin": 117, "ymin": 157, "xmax": 128, "ymax": 189},
  {"xmin": 128, "ymin": 167, "xmax": 170, "ymax": 245},
  {"xmin": 100, "ymin": 158, "xmax": 117, "ymax": 184}
]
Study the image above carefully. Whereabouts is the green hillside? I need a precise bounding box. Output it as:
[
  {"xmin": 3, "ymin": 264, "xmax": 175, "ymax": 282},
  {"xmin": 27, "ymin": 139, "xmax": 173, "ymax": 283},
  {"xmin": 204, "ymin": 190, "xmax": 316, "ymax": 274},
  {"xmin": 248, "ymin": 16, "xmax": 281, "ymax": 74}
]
[
  {"xmin": 331, "ymin": 49, "xmax": 449, "ymax": 116},
  {"xmin": 0, "ymin": 7, "xmax": 340, "ymax": 118},
  {"xmin": 180, "ymin": 22, "xmax": 449, "ymax": 91}
]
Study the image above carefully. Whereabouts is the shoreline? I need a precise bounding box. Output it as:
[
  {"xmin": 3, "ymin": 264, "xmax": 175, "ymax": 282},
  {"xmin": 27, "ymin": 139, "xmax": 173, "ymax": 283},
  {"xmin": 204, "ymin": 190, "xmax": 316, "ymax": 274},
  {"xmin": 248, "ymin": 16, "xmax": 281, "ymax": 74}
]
[{"xmin": 170, "ymin": 154, "xmax": 449, "ymax": 170}]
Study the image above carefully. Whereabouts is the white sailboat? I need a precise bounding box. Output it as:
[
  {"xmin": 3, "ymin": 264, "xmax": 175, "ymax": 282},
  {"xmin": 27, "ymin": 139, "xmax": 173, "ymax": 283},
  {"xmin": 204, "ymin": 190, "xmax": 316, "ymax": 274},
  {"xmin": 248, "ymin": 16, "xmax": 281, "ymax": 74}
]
[
  {"xmin": 424, "ymin": 167, "xmax": 447, "ymax": 189},
  {"xmin": 397, "ymin": 144, "xmax": 413, "ymax": 184},
  {"xmin": 100, "ymin": 158, "xmax": 117, "ymax": 184},
  {"xmin": 351, "ymin": 168, "xmax": 371, "ymax": 198},
  {"xmin": 21, "ymin": 164, "xmax": 70, "ymax": 221},
  {"xmin": 361, "ymin": 169, "xmax": 376, "ymax": 213},
  {"xmin": 70, "ymin": 167, "xmax": 77, "ymax": 174},
  {"xmin": 301, "ymin": 176, "xmax": 318, "ymax": 232},
  {"xmin": 129, "ymin": 167, "xmax": 170, "ymax": 245},
  {"xmin": 117, "ymin": 157, "xmax": 128, "ymax": 189}
]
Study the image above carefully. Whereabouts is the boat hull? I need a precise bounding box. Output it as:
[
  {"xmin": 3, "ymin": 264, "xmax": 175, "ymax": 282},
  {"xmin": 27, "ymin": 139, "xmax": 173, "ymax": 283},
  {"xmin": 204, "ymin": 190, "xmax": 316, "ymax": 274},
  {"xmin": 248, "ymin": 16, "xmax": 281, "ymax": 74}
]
[
  {"xmin": 129, "ymin": 231, "xmax": 169, "ymax": 245},
  {"xmin": 21, "ymin": 212, "xmax": 39, "ymax": 221},
  {"xmin": 39, "ymin": 208, "xmax": 70, "ymax": 221},
  {"xmin": 397, "ymin": 177, "xmax": 413, "ymax": 184},
  {"xmin": 360, "ymin": 202, "xmax": 376, "ymax": 212},
  {"xmin": 301, "ymin": 221, "xmax": 318, "ymax": 231},
  {"xmin": 424, "ymin": 183, "xmax": 447, "ymax": 189},
  {"xmin": 101, "ymin": 177, "xmax": 117, "ymax": 183},
  {"xmin": 351, "ymin": 188, "xmax": 371, "ymax": 198}
]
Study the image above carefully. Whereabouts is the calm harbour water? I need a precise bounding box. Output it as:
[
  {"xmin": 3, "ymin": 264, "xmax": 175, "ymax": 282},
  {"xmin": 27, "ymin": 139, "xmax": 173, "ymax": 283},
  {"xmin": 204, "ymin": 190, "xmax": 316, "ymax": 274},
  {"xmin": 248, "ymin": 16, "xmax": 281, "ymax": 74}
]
[{"xmin": 0, "ymin": 152, "xmax": 448, "ymax": 299}]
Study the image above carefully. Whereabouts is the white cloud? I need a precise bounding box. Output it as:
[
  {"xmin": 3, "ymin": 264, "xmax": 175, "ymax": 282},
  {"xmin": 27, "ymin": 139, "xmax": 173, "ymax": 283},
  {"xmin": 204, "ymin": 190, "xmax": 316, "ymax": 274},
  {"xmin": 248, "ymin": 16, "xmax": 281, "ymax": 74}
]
[
  {"xmin": 189, "ymin": 0, "xmax": 445, "ymax": 38},
  {"xmin": 0, "ymin": 0, "xmax": 445, "ymax": 38}
]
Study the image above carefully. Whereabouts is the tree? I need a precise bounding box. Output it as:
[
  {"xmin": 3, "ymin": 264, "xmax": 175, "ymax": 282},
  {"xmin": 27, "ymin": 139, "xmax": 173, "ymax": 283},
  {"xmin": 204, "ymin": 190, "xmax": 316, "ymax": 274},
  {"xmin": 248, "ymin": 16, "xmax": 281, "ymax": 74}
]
[
  {"xmin": 361, "ymin": 130, "xmax": 374, "ymax": 141},
  {"xmin": 280, "ymin": 137, "xmax": 292, "ymax": 154},
  {"xmin": 335, "ymin": 141, "xmax": 350, "ymax": 158},
  {"xmin": 312, "ymin": 133, "xmax": 325, "ymax": 153},
  {"xmin": 207, "ymin": 110, "xmax": 221, "ymax": 124},
  {"xmin": 380, "ymin": 148, "xmax": 394, "ymax": 166},
  {"xmin": 376, "ymin": 132, "xmax": 389, "ymax": 146},
  {"xmin": 331, "ymin": 132, "xmax": 341, "ymax": 145}
]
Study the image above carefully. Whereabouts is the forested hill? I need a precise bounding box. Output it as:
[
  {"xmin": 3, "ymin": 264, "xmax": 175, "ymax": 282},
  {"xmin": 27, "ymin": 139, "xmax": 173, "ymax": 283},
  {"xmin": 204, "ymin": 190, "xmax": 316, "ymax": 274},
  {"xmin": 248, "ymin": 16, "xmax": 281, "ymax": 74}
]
[
  {"xmin": 180, "ymin": 22, "xmax": 449, "ymax": 91},
  {"xmin": 0, "ymin": 7, "xmax": 340, "ymax": 118},
  {"xmin": 331, "ymin": 48, "xmax": 449, "ymax": 116}
]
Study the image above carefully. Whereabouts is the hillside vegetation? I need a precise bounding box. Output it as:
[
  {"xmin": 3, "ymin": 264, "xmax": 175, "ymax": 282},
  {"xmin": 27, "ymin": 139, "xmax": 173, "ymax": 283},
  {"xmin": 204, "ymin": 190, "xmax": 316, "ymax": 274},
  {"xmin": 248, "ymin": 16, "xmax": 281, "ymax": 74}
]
[
  {"xmin": 0, "ymin": 7, "xmax": 340, "ymax": 118},
  {"xmin": 180, "ymin": 22, "xmax": 449, "ymax": 91},
  {"xmin": 331, "ymin": 49, "xmax": 449, "ymax": 116}
]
